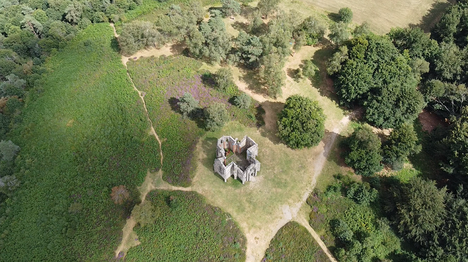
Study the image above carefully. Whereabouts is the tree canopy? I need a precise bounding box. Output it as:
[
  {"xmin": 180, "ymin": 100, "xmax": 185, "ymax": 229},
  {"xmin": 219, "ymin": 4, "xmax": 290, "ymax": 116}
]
[
  {"xmin": 328, "ymin": 35, "xmax": 424, "ymax": 128},
  {"xmin": 345, "ymin": 124, "xmax": 383, "ymax": 176},
  {"xmin": 277, "ymin": 95, "xmax": 325, "ymax": 149}
]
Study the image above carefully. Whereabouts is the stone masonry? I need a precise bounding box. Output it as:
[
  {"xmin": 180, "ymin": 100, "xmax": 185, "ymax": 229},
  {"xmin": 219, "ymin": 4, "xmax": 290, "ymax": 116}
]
[{"xmin": 213, "ymin": 136, "xmax": 261, "ymax": 184}]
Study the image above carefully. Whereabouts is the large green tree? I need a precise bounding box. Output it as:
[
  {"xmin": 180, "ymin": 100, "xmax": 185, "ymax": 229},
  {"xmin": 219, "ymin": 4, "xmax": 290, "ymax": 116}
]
[
  {"xmin": 345, "ymin": 124, "xmax": 383, "ymax": 176},
  {"xmin": 382, "ymin": 123, "xmax": 421, "ymax": 169},
  {"xmin": 260, "ymin": 52, "xmax": 285, "ymax": 98},
  {"xmin": 387, "ymin": 177, "xmax": 447, "ymax": 245},
  {"xmin": 277, "ymin": 95, "xmax": 325, "ymax": 149},
  {"xmin": 328, "ymin": 35, "xmax": 424, "ymax": 128}
]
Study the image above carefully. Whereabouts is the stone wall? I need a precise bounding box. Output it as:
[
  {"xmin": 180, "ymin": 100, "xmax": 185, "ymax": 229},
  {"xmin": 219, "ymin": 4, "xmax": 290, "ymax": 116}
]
[{"xmin": 213, "ymin": 136, "xmax": 261, "ymax": 184}]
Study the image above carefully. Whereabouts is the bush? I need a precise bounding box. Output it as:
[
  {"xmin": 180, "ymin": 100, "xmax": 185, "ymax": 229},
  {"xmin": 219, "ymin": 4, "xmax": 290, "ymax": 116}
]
[
  {"xmin": 278, "ymin": 95, "xmax": 325, "ymax": 149},
  {"xmin": 178, "ymin": 92, "xmax": 199, "ymax": 117},
  {"xmin": 132, "ymin": 201, "xmax": 158, "ymax": 227},
  {"xmin": 214, "ymin": 68, "xmax": 234, "ymax": 92},
  {"xmin": 346, "ymin": 182, "xmax": 378, "ymax": 206},
  {"xmin": 0, "ymin": 140, "xmax": 20, "ymax": 162},
  {"xmin": 205, "ymin": 102, "xmax": 229, "ymax": 131},
  {"xmin": 234, "ymin": 93, "xmax": 251, "ymax": 109},
  {"xmin": 301, "ymin": 60, "xmax": 318, "ymax": 80},
  {"xmin": 338, "ymin": 7, "xmax": 353, "ymax": 23}
]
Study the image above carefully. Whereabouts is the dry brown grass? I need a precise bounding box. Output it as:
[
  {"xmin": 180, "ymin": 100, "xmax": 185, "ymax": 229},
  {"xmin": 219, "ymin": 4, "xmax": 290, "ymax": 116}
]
[{"xmin": 280, "ymin": 0, "xmax": 448, "ymax": 34}]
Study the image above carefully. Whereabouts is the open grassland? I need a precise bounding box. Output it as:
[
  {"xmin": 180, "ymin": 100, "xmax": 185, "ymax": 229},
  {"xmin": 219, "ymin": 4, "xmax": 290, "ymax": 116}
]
[
  {"xmin": 127, "ymin": 55, "xmax": 260, "ymax": 187},
  {"xmin": 263, "ymin": 221, "xmax": 329, "ymax": 261},
  {"xmin": 0, "ymin": 24, "xmax": 161, "ymax": 261},
  {"xmin": 189, "ymin": 121, "xmax": 325, "ymax": 260},
  {"xmin": 280, "ymin": 0, "xmax": 449, "ymax": 34},
  {"xmin": 126, "ymin": 190, "xmax": 246, "ymax": 261}
]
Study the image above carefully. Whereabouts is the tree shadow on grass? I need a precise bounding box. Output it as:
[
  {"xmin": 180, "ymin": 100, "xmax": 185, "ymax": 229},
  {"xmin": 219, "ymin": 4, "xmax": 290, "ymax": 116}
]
[
  {"xmin": 232, "ymin": 21, "xmax": 250, "ymax": 33},
  {"xmin": 409, "ymin": 0, "xmax": 453, "ymax": 32},
  {"xmin": 201, "ymin": 136, "xmax": 218, "ymax": 172},
  {"xmin": 240, "ymin": 69, "xmax": 269, "ymax": 97},
  {"xmin": 327, "ymin": 12, "xmax": 341, "ymax": 23},
  {"xmin": 286, "ymin": 68, "xmax": 302, "ymax": 82},
  {"xmin": 258, "ymin": 101, "xmax": 284, "ymax": 145},
  {"xmin": 311, "ymin": 47, "xmax": 341, "ymax": 106},
  {"xmin": 168, "ymin": 97, "xmax": 206, "ymax": 129},
  {"xmin": 110, "ymin": 37, "xmax": 120, "ymax": 53}
]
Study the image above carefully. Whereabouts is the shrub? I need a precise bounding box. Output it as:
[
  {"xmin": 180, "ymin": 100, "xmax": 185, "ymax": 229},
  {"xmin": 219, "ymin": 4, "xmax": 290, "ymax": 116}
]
[
  {"xmin": 205, "ymin": 102, "xmax": 229, "ymax": 131},
  {"xmin": 178, "ymin": 92, "xmax": 199, "ymax": 117},
  {"xmin": 338, "ymin": 7, "xmax": 353, "ymax": 23},
  {"xmin": 278, "ymin": 95, "xmax": 325, "ymax": 149},
  {"xmin": 301, "ymin": 60, "xmax": 318, "ymax": 80},
  {"xmin": 214, "ymin": 68, "xmax": 234, "ymax": 92},
  {"xmin": 346, "ymin": 182, "xmax": 378, "ymax": 206},
  {"xmin": 234, "ymin": 93, "xmax": 251, "ymax": 109},
  {"xmin": 0, "ymin": 140, "xmax": 20, "ymax": 162},
  {"xmin": 132, "ymin": 201, "xmax": 158, "ymax": 227},
  {"xmin": 110, "ymin": 185, "xmax": 130, "ymax": 204},
  {"xmin": 345, "ymin": 124, "xmax": 383, "ymax": 176}
]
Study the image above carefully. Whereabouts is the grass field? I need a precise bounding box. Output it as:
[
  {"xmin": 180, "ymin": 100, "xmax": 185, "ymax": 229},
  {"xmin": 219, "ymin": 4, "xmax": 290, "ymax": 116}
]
[
  {"xmin": 263, "ymin": 221, "xmax": 329, "ymax": 261},
  {"xmin": 0, "ymin": 24, "xmax": 161, "ymax": 261},
  {"xmin": 126, "ymin": 190, "xmax": 246, "ymax": 261},
  {"xmin": 127, "ymin": 55, "xmax": 260, "ymax": 187},
  {"xmin": 280, "ymin": 0, "xmax": 449, "ymax": 34}
]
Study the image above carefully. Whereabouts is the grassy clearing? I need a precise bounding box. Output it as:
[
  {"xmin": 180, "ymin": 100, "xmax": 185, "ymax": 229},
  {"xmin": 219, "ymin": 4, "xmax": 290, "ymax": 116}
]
[
  {"xmin": 190, "ymin": 120, "xmax": 326, "ymax": 260},
  {"xmin": 0, "ymin": 24, "xmax": 160, "ymax": 261},
  {"xmin": 263, "ymin": 221, "xmax": 329, "ymax": 261},
  {"xmin": 127, "ymin": 55, "xmax": 260, "ymax": 186},
  {"xmin": 126, "ymin": 190, "xmax": 246, "ymax": 261}
]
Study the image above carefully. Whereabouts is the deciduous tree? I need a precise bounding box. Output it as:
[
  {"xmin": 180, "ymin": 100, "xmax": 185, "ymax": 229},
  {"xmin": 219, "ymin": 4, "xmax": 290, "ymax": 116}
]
[
  {"xmin": 277, "ymin": 95, "xmax": 325, "ymax": 149},
  {"xmin": 345, "ymin": 124, "xmax": 383, "ymax": 176}
]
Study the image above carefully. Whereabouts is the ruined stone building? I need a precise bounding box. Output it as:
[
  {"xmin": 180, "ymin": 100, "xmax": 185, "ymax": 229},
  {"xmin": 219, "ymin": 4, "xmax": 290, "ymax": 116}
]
[{"xmin": 213, "ymin": 136, "xmax": 261, "ymax": 184}]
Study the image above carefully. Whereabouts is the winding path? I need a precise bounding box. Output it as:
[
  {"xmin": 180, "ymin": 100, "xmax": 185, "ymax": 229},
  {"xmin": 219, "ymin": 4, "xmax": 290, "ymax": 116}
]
[{"xmin": 110, "ymin": 23, "xmax": 344, "ymax": 261}]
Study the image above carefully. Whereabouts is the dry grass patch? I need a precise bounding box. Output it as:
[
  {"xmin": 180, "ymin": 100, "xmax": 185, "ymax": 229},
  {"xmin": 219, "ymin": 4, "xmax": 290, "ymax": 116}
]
[{"xmin": 281, "ymin": 0, "xmax": 449, "ymax": 34}]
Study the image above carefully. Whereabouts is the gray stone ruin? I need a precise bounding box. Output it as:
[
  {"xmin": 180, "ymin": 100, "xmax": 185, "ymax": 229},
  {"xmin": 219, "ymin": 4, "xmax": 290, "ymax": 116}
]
[{"xmin": 213, "ymin": 136, "xmax": 261, "ymax": 184}]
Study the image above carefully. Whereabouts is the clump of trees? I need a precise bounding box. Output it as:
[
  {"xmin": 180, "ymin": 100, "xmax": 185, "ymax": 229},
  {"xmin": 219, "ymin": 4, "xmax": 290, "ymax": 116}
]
[
  {"xmin": 328, "ymin": 35, "xmax": 424, "ymax": 128},
  {"xmin": 118, "ymin": 21, "xmax": 164, "ymax": 56},
  {"xmin": 278, "ymin": 95, "xmax": 325, "ymax": 149}
]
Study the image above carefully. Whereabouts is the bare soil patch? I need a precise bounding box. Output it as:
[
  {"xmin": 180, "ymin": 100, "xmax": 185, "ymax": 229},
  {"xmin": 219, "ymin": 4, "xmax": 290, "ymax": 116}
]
[{"xmin": 418, "ymin": 109, "xmax": 447, "ymax": 132}]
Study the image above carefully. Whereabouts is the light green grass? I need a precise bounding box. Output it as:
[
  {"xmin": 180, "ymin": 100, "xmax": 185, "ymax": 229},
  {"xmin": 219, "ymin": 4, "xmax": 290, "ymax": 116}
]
[{"xmin": 0, "ymin": 24, "xmax": 160, "ymax": 261}]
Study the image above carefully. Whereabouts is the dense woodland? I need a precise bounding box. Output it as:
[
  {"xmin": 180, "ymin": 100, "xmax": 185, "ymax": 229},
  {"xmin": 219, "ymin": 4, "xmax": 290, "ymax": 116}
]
[{"xmin": 1, "ymin": 0, "xmax": 468, "ymax": 260}]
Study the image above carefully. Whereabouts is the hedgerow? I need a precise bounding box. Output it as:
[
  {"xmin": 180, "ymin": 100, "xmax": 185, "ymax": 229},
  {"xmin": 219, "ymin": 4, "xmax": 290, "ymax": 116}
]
[
  {"xmin": 126, "ymin": 190, "xmax": 246, "ymax": 261},
  {"xmin": 0, "ymin": 24, "xmax": 160, "ymax": 261}
]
